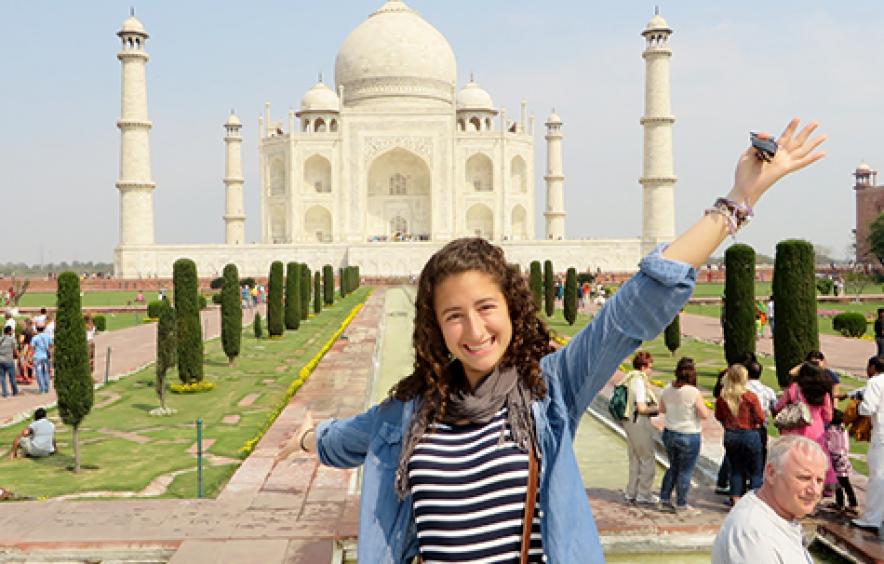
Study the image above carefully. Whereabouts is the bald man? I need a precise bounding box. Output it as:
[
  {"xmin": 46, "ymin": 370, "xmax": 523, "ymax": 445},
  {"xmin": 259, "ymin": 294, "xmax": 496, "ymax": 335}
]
[{"xmin": 713, "ymin": 435, "xmax": 826, "ymax": 563}]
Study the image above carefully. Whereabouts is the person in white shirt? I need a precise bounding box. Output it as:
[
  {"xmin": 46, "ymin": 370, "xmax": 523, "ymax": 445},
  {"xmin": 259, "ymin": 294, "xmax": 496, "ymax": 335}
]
[
  {"xmin": 852, "ymin": 355, "xmax": 884, "ymax": 532},
  {"xmin": 32, "ymin": 308, "xmax": 47, "ymax": 328},
  {"xmin": 767, "ymin": 296, "xmax": 775, "ymax": 337},
  {"xmin": 622, "ymin": 351, "xmax": 659, "ymax": 504},
  {"xmin": 11, "ymin": 408, "xmax": 56, "ymax": 459},
  {"xmin": 712, "ymin": 435, "xmax": 827, "ymax": 563},
  {"xmin": 745, "ymin": 359, "xmax": 776, "ymax": 466}
]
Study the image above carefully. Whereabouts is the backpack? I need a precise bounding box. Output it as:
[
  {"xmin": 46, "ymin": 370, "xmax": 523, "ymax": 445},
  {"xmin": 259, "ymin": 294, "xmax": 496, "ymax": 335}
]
[{"xmin": 608, "ymin": 381, "xmax": 630, "ymax": 421}]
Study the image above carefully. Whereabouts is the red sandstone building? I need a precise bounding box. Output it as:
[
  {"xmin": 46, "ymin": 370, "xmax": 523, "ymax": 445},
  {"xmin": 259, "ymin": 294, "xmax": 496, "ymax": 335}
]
[{"xmin": 854, "ymin": 162, "xmax": 884, "ymax": 263}]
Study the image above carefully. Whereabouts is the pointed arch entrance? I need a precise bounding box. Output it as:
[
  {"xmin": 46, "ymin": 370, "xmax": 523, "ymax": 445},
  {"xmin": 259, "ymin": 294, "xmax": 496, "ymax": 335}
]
[{"xmin": 367, "ymin": 148, "xmax": 431, "ymax": 240}]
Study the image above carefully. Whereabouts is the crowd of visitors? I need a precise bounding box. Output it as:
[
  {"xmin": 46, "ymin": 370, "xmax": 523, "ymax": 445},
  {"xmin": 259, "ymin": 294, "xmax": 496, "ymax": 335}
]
[{"xmin": 617, "ymin": 345, "xmax": 884, "ymax": 546}]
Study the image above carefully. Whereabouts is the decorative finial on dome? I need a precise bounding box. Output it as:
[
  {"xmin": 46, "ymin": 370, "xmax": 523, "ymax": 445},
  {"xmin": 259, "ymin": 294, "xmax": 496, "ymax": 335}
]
[
  {"xmin": 130, "ymin": 6, "xmax": 135, "ymax": 16},
  {"xmin": 470, "ymin": 71, "xmax": 475, "ymax": 83},
  {"xmin": 655, "ymin": 5, "xmax": 660, "ymax": 15},
  {"xmin": 318, "ymin": 71, "xmax": 323, "ymax": 83}
]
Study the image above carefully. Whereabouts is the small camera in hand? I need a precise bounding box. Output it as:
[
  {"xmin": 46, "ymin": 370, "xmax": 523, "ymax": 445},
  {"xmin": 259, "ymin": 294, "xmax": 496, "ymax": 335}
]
[{"xmin": 750, "ymin": 132, "xmax": 777, "ymax": 162}]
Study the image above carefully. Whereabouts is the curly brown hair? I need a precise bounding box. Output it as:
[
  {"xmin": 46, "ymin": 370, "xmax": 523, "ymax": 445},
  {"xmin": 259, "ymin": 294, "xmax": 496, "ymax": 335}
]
[{"xmin": 389, "ymin": 238, "xmax": 552, "ymax": 418}]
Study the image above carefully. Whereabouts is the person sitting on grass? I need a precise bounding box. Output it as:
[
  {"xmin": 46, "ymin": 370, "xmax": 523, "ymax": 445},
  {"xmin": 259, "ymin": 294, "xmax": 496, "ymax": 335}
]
[{"xmin": 11, "ymin": 408, "xmax": 56, "ymax": 459}]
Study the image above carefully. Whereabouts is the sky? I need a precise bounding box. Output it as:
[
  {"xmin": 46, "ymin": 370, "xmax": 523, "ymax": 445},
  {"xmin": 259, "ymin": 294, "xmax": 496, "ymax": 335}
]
[{"xmin": 3, "ymin": 0, "xmax": 882, "ymax": 265}]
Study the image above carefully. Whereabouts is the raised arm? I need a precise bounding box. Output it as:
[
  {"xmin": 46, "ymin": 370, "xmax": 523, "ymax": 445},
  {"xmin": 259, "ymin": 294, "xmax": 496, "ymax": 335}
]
[{"xmin": 662, "ymin": 118, "xmax": 826, "ymax": 268}]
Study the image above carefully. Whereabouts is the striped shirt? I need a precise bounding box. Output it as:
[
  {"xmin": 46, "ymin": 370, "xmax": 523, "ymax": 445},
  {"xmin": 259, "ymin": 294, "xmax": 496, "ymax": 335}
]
[{"xmin": 407, "ymin": 407, "xmax": 544, "ymax": 563}]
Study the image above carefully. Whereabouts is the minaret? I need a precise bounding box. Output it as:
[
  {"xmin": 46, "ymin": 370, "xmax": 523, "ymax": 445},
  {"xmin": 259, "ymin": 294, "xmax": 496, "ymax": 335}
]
[
  {"xmin": 544, "ymin": 110, "xmax": 566, "ymax": 240},
  {"xmin": 224, "ymin": 111, "xmax": 245, "ymax": 245},
  {"xmin": 115, "ymin": 11, "xmax": 155, "ymax": 247},
  {"xmin": 640, "ymin": 9, "xmax": 676, "ymax": 251}
]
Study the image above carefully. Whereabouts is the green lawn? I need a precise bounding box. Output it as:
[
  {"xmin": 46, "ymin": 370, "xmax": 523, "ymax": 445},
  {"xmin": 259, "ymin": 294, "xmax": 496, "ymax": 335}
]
[
  {"xmin": 692, "ymin": 282, "xmax": 773, "ymax": 298},
  {"xmin": 0, "ymin": 288, "xmax": 370, "ymax": 499},
  {"xmin": 18, "ymin": 291, "xmax": 148, "ymax": 308},
  {"xmin": 545, "ymin": 308, "xmax": 870, "ymax": 476}
]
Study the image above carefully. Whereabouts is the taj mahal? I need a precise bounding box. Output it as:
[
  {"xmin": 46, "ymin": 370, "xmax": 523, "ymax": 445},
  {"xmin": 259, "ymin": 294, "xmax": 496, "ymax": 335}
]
[{"xmin": 113, "ymin": 1, "xmax": 677, "ymax": 278}]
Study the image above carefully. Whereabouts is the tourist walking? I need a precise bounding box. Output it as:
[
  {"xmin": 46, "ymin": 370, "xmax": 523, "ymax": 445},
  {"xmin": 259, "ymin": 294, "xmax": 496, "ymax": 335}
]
[
  {"xmin": 745, "ymin": 359, "xmax": 776, "ymax": 467},
  {"xmin": 774, "ymin": 362, "xmax": 835, "ymax": 491},
  {"xmin": 282, "ymin": 118, "xmax": 826, "ymax": 562},
  {"xmin": 767, "ymin": 296, "xmax": 775, "ymax": 338},
  {"xmin": 658, "ymin": 357, "xmax": 709, "ymax": 513},
  {"xmin": 0, "ymin": 326, "xmax": 18, "ymax": 397},
  {"xmin": 622, "ymin": 351, "xmax": 660, "ymax": 505},
  {"xmin": 715, "ymin": 364, "xmax": 765, "ymax": 505},
  {"xmin": 31, "ymin": 324, "xmax": 52, "ymax": 394},
  {"xmin": 826, "ymin": 409, "xmax": 858, "ymax": 514},
  {"xmin": 852, "ymin": 355, "xmax": 884, "ymax": 532},
  {"xmin": 17, "ymin": 318, "xmax": 34, "ymax": 384}
]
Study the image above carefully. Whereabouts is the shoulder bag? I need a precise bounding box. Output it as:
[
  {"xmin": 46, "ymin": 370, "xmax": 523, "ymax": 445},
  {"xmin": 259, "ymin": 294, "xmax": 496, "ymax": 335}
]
[
  {"xmin": 774, "ymin": 386, "xmax": 812, "ymax": 431},
  {"xmin": 520, "ymin": 449, "xmax": 539, "ymax": 564}
]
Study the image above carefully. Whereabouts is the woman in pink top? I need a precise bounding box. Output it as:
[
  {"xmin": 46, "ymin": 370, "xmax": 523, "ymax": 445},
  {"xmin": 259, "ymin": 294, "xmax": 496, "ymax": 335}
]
[{"xmin": 773, "ymin": 362, "xmax": 835, "ymax": 486}]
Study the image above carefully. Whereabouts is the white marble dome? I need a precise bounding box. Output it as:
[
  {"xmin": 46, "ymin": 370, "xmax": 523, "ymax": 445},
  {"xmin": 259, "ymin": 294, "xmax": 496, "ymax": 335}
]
[
  {"xmin": 300, "ymin": 81, "xmax": 340, "ymax": 112},
  {"xmin": 120, "ymin": 16, "xmax": 145, "ymax": 34},
  {"xmin": 225, "ymin": 112, "xmax": 241, "ymax": 126},
  {"xmin": 334, "ymin": 0, "xmax": 457, "ymax": 107},
  {"xmin": 456, "ymin": 81, "xmax": 494, "ymax": 111}
]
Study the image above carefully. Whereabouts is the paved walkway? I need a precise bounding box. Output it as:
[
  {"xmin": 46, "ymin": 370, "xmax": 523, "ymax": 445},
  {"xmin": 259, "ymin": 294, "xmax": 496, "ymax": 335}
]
[{"xmin": 0, "ymin": 305, "xmax": 260, "ymax": 427}]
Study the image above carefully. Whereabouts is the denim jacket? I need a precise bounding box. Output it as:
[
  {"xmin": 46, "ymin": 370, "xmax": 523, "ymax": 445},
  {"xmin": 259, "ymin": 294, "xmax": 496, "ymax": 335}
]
[{"xmin": 316, "ymin": 248, "xmax": 695, "ymax": 563}]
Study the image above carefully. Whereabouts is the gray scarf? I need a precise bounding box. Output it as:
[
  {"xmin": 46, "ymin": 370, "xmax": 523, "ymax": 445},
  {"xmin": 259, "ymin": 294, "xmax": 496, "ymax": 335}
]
[{"xmin": 395, "ymin": 364, "xmax": 537, "ymax": 499}]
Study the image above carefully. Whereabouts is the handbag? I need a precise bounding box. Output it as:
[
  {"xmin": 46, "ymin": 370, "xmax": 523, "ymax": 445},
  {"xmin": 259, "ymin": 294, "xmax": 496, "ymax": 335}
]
[
  {"xmin": 520, "ymin": 449, "xmax": 539, "ymax": 564},
  {"xmin": 774, "ymin": 387, "xmax": 812, "ymax": 431}
]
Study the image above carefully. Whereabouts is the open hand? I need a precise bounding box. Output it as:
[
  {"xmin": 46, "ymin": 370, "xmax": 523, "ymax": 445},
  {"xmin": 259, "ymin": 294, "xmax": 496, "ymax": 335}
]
[{"xmin": 731, "ymin": 118, "xmax": 827, "ymax": 207}]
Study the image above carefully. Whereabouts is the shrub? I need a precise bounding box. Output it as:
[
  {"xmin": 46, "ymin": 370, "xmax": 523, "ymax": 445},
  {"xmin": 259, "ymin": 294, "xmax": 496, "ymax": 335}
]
[
  {"xmin": 55, "ymin": 272, "xmax": 94, "ymax": 473},
  {"xmin": 221, "ymin": 263, "xmax": 242, "ymax": 365},
  {"xmin": 253, "ymin": 311, "xmax": 263, "ymax": 339},
  {"xmin": 147, "ymin": 300, "xmax": 165, "ymax": 319},
  {"xmin": 323, "ymin": 265, "xmax": 334, "ymax": 305},
  {"xmin": 815, "ymin": 278, "xmax": 834, "ymax": 296},
  {"xmin": 155, "ymin": 299, "xmax": 176, "ymax": 411},
  {"xmin": 170, "ymin": 381, "xmax": 215, "ymax": 394},
  {"xmin": 564, "ymin": 268, "xmax": 577, "ymax": 325},
  {"xmin": 543, "ymin": 260, "xmax": 555, "ymax": 317},
  {"xmin": 93, "ymin": 315, "xmax": 106, "ymax": 332},
  {"xmin": 285, "ymin": 262, "xmax": 301, "ymax": 331},
  {"xmin": 313, "ymin": 272, "xmax": 322, "ymax": 314},
  {"xmin": 267, "ymin": 261, "xmax": 284, "ymax": 337},
  {"xmin": 198, "ymin": 295, "xmax": 208, "ymax": 310},
  {"xmin": 173, "ymin": 258, "xmax": 204, "ymax": 384},
  {"xmin": 529, "ymin": 261, "xmax": 542, "ymax": 310},
  {"xmin": 209, "ymin": 277, "xmax": 224, "ymax": 290},
  {"xmin": 240, "ymin": 277, "xmax": 256, "ymax": 288},
  {"xmin": 211, "ymin": 293, "xmax": 223, "ymax": 305},
  {"xmin": 723, "ymin": 243, "xmax": 756, "ymax": 364},
  {"xmin": 773, "ymin": 240, "xmax": 819, "ymax": 387},
  {"xmin": 664, "ymin": 313, "xmax": 681, "ymax": 356},
  {"xmin": 300, "ymin": 265, "xmax": 311, "ymax": 321},
  {"xmin": 339, "ymin": 267, "xmax": 347, "ymax": 298},
  {"xmin": 576, "ymin": 272, "xmax": 595, "ymax": 286},
  {"xmin": 833, "ymin": 312, "xmax": 867, "ymax": 337}
]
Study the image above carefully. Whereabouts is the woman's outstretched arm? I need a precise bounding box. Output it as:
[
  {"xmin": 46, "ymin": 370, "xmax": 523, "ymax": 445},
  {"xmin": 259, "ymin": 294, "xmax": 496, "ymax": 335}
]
[{"xmin": 662, "ymin": 118, "xmax": 826, "ymax": 268}]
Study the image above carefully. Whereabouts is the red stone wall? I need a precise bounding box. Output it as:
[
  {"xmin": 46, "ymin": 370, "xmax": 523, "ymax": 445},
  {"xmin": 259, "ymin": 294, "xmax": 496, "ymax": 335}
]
[{"xmin": 855, "ymin": 185, "xmax": 884, "ymax": 263}]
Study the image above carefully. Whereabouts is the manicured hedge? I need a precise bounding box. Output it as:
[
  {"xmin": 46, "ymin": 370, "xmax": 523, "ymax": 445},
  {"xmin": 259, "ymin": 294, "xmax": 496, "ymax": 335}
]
[
  {"xmin": 285, "ymin": 262, "xmax": 301, "ymax": 331},
  {"xmin": 173, "ymin": 258, "xmax": 203, "ymax": 384},
  {"xmin": 221, "ymin": 263, "xmax": 242, "ymax": 364},
  {"xmin": 323, "ymin": 265, "xmax": 334, "ymax": 305},
  {"xmin": 93, "ymin": 315, "xmax": 106, "ymax": 332},
  {"xmin": 529, "ymin": 261, "xmax": 542, "ymax": 311},
  {"xmin": 564, "ymin": 268, "xmax": 577, "ymax": 325},
  {"xmin": 833, "ymin": 312, "xmax": 867, "ymax": 338},
  {"xmin": 267, "ymin": 261, "xmax": 284, "ymax": 337},
  {"xmin": 665, "ymin": 313, "xmax": 681, "ymax": 356},
  {"xmin": 147, "ymin": 300, "xmax": 165, "ymax": 319},
  {"xmin": 543, "ymin": 260, "xmax": 555, "ymax": 317}
]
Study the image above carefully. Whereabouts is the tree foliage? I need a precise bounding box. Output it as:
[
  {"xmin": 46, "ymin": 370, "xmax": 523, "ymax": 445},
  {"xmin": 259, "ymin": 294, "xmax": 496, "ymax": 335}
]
[
  {"xmin": 529, "ymin": 261, "xmax": 542, "ymax": 310},
  {"xmin": 773, "ymin": 240, "xmax": 819, "ymax": 388},
  {"xmin": 543, "ymin": 260, "xmax": 555, "ymax": 317},
  {"xmin": 300, "ymin": 265, "xmax": 311, "ymax": 321},
  {"xmin": 868, "ymin": 212, "xmax": 884, "ymax": 267},
  {"xmin": 220, "ymin": 263, "xmax": 242, "ymax": 364},
  {"xmin": 339, "ymin": 267, "xmax": 347, "ymax": 298},
  {"xmin": 285, "ymin": 262, "xmax": 301, "ymax": 331},
  {"xmin": 267, "ymin": 261, "xmax": 285, "ymax": 337},
  {"xmin": 664, "ymin": 313, "xmax": 681, "ymax": 356},
  {"xmin": 563, "ymin": 267, "xmax": 577, "ymax": 325},
  {"xmin": 253, "ymin": 311, "xmax": 263, "ymax": 339},
  {"xmin": 723, "ymin": 244, "xmax": 756, "ymax": 365},
  {"xmin": 155, "ymin": 299, "xmax": 176, "ymax": 410},
  {"xmin": 173, "ymin": 258, "xmax": 204, "ymax": 384},
  {"xmin": 54, "ymin": 272, "xmax": 94, "ymax": 473}
]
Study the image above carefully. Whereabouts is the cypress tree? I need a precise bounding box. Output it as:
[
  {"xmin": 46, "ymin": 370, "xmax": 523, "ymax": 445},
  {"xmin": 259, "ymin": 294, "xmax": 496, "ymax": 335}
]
[
  {"xmin": 156, "ymin": 299, "xmax": 175, "ymax": 411},
  {"xmin": 773, "ymin": 240, "xmax": 819, "ymax": 388},
  {"xmin": 529, "ymin": 261, "xmax": 542, "ymax": 310},
  {"xmin": 664, "ymin": 313, "xmax": 681, "ymax": 356},
  {"xmin": 301, "ymin": 264, "xmax": 311, "ymax": 320},
  {"xmin": 173, "ymin": 258, "xmax": 204, "ymax": 384},
  {"xmin": 564, "ymin": 267, "xmax": 577, "ymax": 325},
  {"xmin": 54, "ymin": 272, "xmax": 94, "ymax": 473},
  {"xmin": 354, "ymin": 265, "xmax": 361, "ymax": 289},
  {"xmin": 285, "ymin": 262, "xmax": 301, "ymax": 330},
  {"xmin": 314, "ymin": 272, "xmax": 322, "ymax": 314},
  {"xmin": 253, "ymin": 311, "xmax": 263, "ymax": 339},
  {"xmin": 339, "ymin": 267, "xmax": 348, "ymax": 298},
  {"xmin": 220, "ymin": 263, "xmax": 242, "ymax": 365},
  {"xmin": 723, "ymin": 244, "xmax": 756, "ymax": 364},
  {"xmin": 543, "ymin": 260, "xmax": 555, "ymax": 317},
  {"xmin": 323, "ymin": 265, "xmax": 334, "ymax": 305},
  {"xmin": 267, "ymin": 261, "xmax": 284, "ymax": 337}
]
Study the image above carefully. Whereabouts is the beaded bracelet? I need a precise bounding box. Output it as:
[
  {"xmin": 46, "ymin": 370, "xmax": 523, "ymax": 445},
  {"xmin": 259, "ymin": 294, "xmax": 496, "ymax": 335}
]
[{"xmin": 704, "ymin": 197, "xmax": 753, "ymax": 236}]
